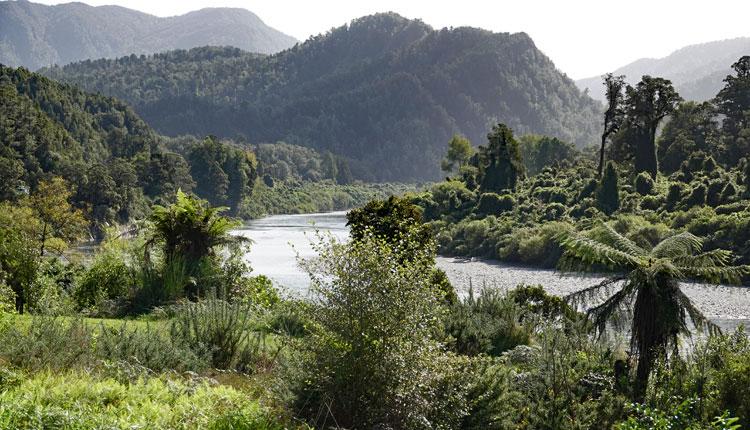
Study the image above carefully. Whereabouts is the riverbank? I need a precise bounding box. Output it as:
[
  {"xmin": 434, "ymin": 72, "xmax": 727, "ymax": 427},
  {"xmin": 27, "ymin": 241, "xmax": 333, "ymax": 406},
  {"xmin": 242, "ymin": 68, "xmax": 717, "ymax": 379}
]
[
  {"xmin": 436, "ymin": 256, "xmax": 750, "ymax": 331},
  {"xmin": 239, "ymin": 181, "xmax": 417, "ymax": 219},
  {"xmin": 237, "ymin": 212, "xmax": 750, "ymax": 330}
]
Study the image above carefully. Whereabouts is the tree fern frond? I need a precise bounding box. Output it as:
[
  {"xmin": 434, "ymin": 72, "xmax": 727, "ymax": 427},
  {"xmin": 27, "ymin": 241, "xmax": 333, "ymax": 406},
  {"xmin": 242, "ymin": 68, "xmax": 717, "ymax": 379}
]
[
  {"xmin": 587, "ymin": 281, "xmax": 636, "ymax": 335},
  {"xmin": 565, "ymin": 276, "xmax": 627, "ymax": 305},
  {"xmin": 596, "ymin": 222, "xmax": 648, "ymax": 258},
  {"xmin": 673, "ymin": 249, "xmax": 734, "ymax": 268},
  {"xmin": 558, "ymin": 232, "xmax": 641, "ymax": 270},
  {"xmin": 676, "ymin": 265, "xmax": 750, "ymax": 285},
  {"xmin": 651, "ymin": 232, "xmax": 703, "ymax": 259}
]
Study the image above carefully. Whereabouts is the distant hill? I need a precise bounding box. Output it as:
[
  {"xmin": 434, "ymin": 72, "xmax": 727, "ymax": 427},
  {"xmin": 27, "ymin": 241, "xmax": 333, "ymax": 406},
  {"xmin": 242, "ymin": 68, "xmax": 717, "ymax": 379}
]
[
  {"xmin": 0, "ymin": 0, "xmax": 297, "ymax": 70},
  {"xmin": 576, "ymin": 37, "xmax": 750, "ymax": 102},
  {"xmin": 43, "ymin": 13, "xmax": 601, "ymax": 181}
]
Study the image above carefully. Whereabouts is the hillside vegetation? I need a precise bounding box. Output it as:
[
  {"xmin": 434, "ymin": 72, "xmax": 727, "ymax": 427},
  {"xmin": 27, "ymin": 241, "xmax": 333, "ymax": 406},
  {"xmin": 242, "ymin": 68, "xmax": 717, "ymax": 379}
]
[{"xmin": 43, "ymin": 13, "xmax": 601, "ymax": 181}]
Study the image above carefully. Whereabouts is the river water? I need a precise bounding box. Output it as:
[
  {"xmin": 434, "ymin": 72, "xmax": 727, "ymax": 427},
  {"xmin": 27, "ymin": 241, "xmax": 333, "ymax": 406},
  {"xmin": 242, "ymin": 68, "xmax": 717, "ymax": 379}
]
[{"xmin": 232, "ymin": 212, "xmax": 750, "ymax": 332}]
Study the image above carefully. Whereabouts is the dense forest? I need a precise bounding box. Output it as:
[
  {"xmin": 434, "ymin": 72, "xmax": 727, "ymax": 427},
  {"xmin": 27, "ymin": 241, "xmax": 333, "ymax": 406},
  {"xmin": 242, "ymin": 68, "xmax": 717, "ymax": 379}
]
[
  {"xmin": 0, "ymin": 65, "xmax": 403, "ymax": 241},
  {"xmin": 417, "ymin": 56, "xmax": 750, "ymax": 270},
  {"xmin": 0, "ymin": 0, "xmax": 297, "ymax": 70},
  {"xmin": 43, "ymin": 13, "xmax": 601, "ymax": 181}
]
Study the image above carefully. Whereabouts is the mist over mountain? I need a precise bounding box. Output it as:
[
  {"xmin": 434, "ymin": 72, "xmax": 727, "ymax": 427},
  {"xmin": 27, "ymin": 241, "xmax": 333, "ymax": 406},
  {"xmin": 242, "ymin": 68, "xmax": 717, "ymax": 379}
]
[
  {"xmin": 577, "ymin": 37, "xmax": 750, "ymax": 101},
  {"xmin": 43, "ymin": 13, "xmax": 601, "ymax": 181},
  {"xmin": 0, "ymin": 0, "xmax": 297, "ymax": 70}
]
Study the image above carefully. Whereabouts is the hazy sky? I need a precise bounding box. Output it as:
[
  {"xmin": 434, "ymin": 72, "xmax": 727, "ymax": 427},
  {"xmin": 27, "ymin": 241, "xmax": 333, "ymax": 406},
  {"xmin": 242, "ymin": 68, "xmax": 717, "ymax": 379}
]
[{"xmin": 32, "ymin": 0, "xmax": 750, "ymax": 79}]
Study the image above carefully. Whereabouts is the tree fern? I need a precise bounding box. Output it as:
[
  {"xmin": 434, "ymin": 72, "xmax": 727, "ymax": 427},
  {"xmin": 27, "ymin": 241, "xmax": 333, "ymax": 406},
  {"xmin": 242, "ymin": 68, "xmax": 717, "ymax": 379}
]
[{"xmin": 557, "ymin": 221, "xmax": 750, "ymax": 400}]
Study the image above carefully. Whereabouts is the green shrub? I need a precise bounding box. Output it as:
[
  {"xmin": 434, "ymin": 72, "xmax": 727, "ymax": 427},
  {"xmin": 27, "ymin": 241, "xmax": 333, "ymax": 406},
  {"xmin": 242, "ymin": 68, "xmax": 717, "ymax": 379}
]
[
  {"xmin": 666, "ymin": 182, "xmax": 684, "ymax": 209},
  {"xmin": 640, "ymin": 195, "xmax": 664, "ymax": 211},
  {"xmin": 720, "ymin": 182, "xmax": 738, "ymax": 204},
  {"xmin": 509, "ymin": 284, "xmax": 580, "ymax": 321},
  {"xmin": 293, "ymin": 229, "xmax": 447, "ymax": 429},
  {"xmin": 0, "ymin": 317, "xmax": 94, "ymax": 370},
  {"xmin": 597, "ymin": 162, "xmax": 620, "ymax": 215},
  {"xmin": 0, "ymin": 282, "xmax": 15, "ymax": 314},
  {"xmin": 96, "ymin": 322, "xmax": 210, "ymax": 372},
  {"xmin": 616, "ymin": 399, "xmax": 740, "ymax": 430},
  {"xmin": 533, "ymin": 187, "xmax": 568, "ymax": 204},
  {"xmin": 707, "ymin": 180, "xmax": 727, "ymax": 207},
  {"xmin": 683, "ymin": 183, "xmax": 707, "ymax": 207},
  {"xmin": 715, "ymin": 201, "xmax": 748, "ymax": 215},
  {"xmin": 170, "ymin": 299, "xmax": 261, "ymax": 369},
  {"xmin": 499, "ymin": 222, "xmax": 571, "ymax": 267},
  {"xmin": 542, "ymin": 202, "xmax": 567, "ymax": 220},
  {"xmin": 231, "ymin": 275, "xmax": 280, "ymax": 308},
  {"xmin": 634, "ymin": 172, "xmax": 655, "ymax": 195},
  {"xmin": 477, "ymin": 193, "xmax": 515, "ymax": 216},
  {"xmin": 75, "ymin": 252, "xmax": 134, "ymax": 311},
  {"xmin": 445, "ymin": 288, "xmax": 533, "ymax": 357}
]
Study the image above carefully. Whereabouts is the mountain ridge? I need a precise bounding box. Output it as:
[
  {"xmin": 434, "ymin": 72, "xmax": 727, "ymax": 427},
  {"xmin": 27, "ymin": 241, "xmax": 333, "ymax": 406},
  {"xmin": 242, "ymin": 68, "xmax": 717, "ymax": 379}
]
[
  {"xmin": 576, "ymin": 37, "xmax": 750, "ymax": 101},
  {"xmin": 43, "ymin": 12, "xmax": 601, "ymax": 181},
  {"xmin": 0, "ymin": 0, "xmax": 297, "ymax": 70}
]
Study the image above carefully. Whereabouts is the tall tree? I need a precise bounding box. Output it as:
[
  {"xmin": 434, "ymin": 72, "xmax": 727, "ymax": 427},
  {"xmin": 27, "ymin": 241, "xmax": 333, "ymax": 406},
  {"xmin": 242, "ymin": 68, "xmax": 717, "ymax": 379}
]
[
  {"xmin": 656, "ymin": 101, "xmax": 721, "ymax": 173},
  {"xmin": 623, "ymin": 76, "xmax": 682, "ymax": 178},
  {"xmin": 472, "ymin": 124, "xmax": 525, "ymax": 193},
  {"xmin": 599, "ymin": 74, "xmax": 625, "ymax": 177},
  {"xmin": 715, "ymin": 56, "xmax": 750, "ymax": 137},
  {"xmin": 596, "ymin": 162, "xmax": 620, "ymax": 215},
  {"xmin": 559, "ymin": 224, "xmax": 749, "ymax": 400},
  {"xmin": 0, "ymin": 203, "xmax": 41, "ymax": 313},
  {"xmin": 24, "ymin": 177, "xmax": 87, "ymax": 256},
  {"xmin": 441, "ymin": 134, "xmax": 474, "ymax": 175}
]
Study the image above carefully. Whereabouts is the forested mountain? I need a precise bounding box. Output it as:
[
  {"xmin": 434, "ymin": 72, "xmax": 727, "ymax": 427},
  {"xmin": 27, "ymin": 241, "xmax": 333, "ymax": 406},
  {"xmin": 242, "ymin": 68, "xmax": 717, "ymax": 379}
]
[
  {"xmin": 0, "ymin": 65, "xmax": 257, "ymax": 235},
  {"xmin": 0, "ymin": 0, "xmax": 297, "ymax": 70},
  {"xmin": 577, "ymin": 37, "xmax": 750, "ymax": 102},
  {"xmin": 42, "ymin": 13, "xmax": 601, "ymax": 181}
]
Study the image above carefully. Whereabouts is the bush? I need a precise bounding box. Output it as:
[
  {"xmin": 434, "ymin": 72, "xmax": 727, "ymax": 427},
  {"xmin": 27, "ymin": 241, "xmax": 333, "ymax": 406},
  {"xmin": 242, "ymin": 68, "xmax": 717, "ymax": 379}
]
[
  {"xmin": 477, "ymin": 193, "xmax": 515, "ymax": 216},
  {"xmin": 75, "ymin": 252, "xmax": 134, "ymax": 311},
  {"xmin": 0, "ymin": 317, "xmax": 94, "ymax": 370},
  {"xmin": 510, "ymin": 284, "xmax": 580, "ymax": 321},
  {"xmin": 231, "ymin": 274, "xmax": 280, "ymax": 308},
  {"xmin": 0, "ymin": 316, "xmax": 210, "ymax": 373},
  {"xmin": 634, "ymin": 172, "xmax": 655, "ymax": 195},
  {"xmin": 707, "ymin": 180, "xmax": 727, "ymax": 207},
  {"xmin": 96, "ymin": 322, "xmax": 210, "ymax": 372},
  {"xmin": 597, "ymin": 162, "xmax": 620, "ymax": 215},
  {"xmin": 616, "ymin": 399, "xmax": 740, "ymax": 430},
  {"xmin": 0, "ymin": 282, "xmax": 15, "ymax": 314},
  {"xmin": 683, "ymin": 183, "xmax": 707, "ymax": 207},
  {"xmin": 542, "ymin": 202, "xmax": 567, "ymax": 221},
  {"xmin": 445, "ymin": 288, "xmax": 533, "ymax": 357},
  {"xmin": 666, "ymin": 182, "xmax": 684, "ymax": 209},
  {"xmin": 170, "ymin": 299, "xmax": 261, "ymax": 369},
  {"xmin": 720, "ymin": 182, "xmax": 737, "ymax": 204},
  {"xmin": 293, "ymin": 229, "xmax": 447, "ymax": 429},
  {"xmin": 640, "ymin": 195, "xmax": 664, "ymax": 211},
  {"xmin": 715, "ymin": 202, "xmax": 748, "ymax": 215}
]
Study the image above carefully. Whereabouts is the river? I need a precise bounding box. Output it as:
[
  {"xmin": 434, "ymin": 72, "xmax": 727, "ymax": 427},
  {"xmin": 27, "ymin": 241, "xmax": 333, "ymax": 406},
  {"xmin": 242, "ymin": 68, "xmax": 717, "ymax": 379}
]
[{"xmin": 233, "ymin": 212, "xmax": 750, "ymax": 332}]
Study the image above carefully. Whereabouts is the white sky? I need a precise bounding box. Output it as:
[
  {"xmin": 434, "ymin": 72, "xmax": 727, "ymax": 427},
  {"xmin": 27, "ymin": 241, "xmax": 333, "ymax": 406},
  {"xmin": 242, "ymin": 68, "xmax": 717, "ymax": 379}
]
[{"xmin": 30, "ymin": 0, "xmax": 750, "ymax": 79}]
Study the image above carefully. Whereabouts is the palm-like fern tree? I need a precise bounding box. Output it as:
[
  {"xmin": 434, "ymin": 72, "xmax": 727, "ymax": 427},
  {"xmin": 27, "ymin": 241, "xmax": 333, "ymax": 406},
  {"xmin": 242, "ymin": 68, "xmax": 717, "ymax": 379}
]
[
  {"xmin": 147, "ymin": 190, "xmax": 242, "ymax": 264},
  {"xmin": 145, "ymin": 190, "xmax": 246, "ymax": 299},
  {"xmin": 558, "ymin": 222, "xmax": 749, "ymax": 399}
]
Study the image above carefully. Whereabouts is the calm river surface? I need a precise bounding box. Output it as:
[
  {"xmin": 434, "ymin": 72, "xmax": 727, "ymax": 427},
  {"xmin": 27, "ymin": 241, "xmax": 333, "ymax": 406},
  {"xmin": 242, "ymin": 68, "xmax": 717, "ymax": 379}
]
[{"xmin": 233, "ymin": 212, "xmax": 750, "ymax": 331}]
